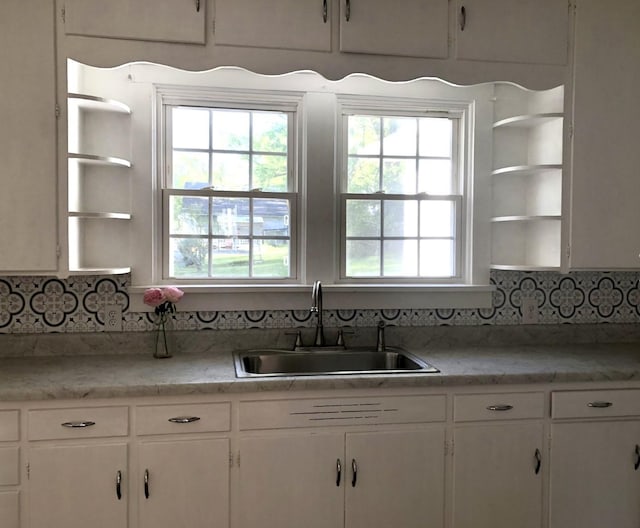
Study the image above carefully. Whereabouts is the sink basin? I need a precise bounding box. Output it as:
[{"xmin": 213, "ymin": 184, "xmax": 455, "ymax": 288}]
[{"xmin": 233, "ymin": 347, "xmax": 439, "ymax": 377}]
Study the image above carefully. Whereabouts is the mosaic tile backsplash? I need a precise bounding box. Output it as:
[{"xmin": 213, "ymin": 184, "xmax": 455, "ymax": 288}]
[{"xmin": 1, "ymin": 270, "xmax": 640, "ymax": 334}]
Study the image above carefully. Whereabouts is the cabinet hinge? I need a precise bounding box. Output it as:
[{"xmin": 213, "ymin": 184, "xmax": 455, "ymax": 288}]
[
  {"xmin": 565, "ymin": 244, "xmax": 571, "ymax": 260},
  {"xmin": 26, "ymin": 462, "xmax": 30, "ymax": 480},
  {"xmin": 445, "ymin": 439, "xmax": 454, "ymax": 456},
  {"xmin": 61, "ymin": 7, "xmax": 66, "ymax": 23},
  {"xmin": 55, "ymin": 104, "xmax": 61, "ymax": 119},
  {"xmin": 56, "ymin": 245, "xmax": 62, "ymax": 258},
  {"xmin": 568, "ymin": 124, "xmax": 574, "ymax": 140}
]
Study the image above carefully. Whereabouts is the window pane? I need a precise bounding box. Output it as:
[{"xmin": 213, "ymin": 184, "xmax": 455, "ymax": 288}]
[
  {"xmin": 172, "ymin": 151, "xmax": 209, "ymax": 189},
  {"xmin": 212, "ymin": 110, "xmax": 250, "ymax": 150},
  {"xmin": 170, "ymin": 196, "xmax": 209, "ymax": 235},
  {"xmin": 253, "ymin": 240, "xmax": 290, "ymax": 278},
  {"xmin": 346, "ymin": 240, "xmax": 380, "ymax": 277},
  {"xmin": 420, "ymin": 201, "xmax": 455, "ymax": 238},
  {"xmin": 383, "ymin": 117, "xmax": 416, "ymax": 156},
  {"xmin": 419, "ymin": 118, "xmax": 452, "ymax": 157},
  {"xmin": 382, "ymin": 159, "xmax": 416, "ymax": 193},
  {"xmin": 170, "ymin": 237, "xmax": 209, "ymax": 277},
  {"xmin": 253, "ymin": 155, "xmax": 288, "ymax": 191},
  {"xmin": 253, "ymin": 112, "xmax": 288, "ymax": 153},
  {"xmin": 384, "ymin": 240, "xmax": 418, "ymax": 276},
  {"xmin": 212, "ymin": 246, "xmax": 250, "ymax": 277},
  {"xmin": 173, "ymin": 108, "xmax": 209, "ymax": 149},
  {"xmin": 346, "ymin": 200, "xmax": 381, "ymax": 237},
  {"xmin": 348, "ymin": 115, "xmax": 380, "ymax": 155},
  {"xmin": 254, "ymin": 198, "xmax": 290, "ymax": 237},
  {"xmin": 212, "ymin": 198, "xmax": 250, "ymax": 236},
  {"xmin": 348, "ymin": 157, "xmax": 379, "ymax": 193},
  {"xmin": 384, "ymin": 200, "xmax": 418, "ymax": 237},
  {"xmin": 418, "ymin": 159, "xmax": 453, "ymax": 195},
  {"xmin": 212, "ymin": 153, "xmax": 250, "ymax": 190},
  {"xmin": 420, "ymin": 240, "xmax": 455, "ymax": 277}
]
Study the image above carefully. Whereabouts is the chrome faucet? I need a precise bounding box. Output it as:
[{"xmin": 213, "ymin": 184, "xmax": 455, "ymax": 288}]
[
  {"xmin": 310, "ymin": 280, "xmax": 325, "ymax": 346},
  {"xmin": 376, "ymin": 320, "xmax": 386, "ymax": 352}
]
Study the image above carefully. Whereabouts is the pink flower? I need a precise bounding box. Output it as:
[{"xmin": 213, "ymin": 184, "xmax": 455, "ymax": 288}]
[
  {"xmin": 143, "ymin": 288, "xmax": 165, "ymax": 308},
  {"xmin": 162, "ymin": 286, "xmax": 184, "ymax": 304}
]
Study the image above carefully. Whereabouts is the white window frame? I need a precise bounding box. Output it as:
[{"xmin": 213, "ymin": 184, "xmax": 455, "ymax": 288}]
[
  {"xmin": 336, "ymin": 96, "xmax": 471, "ymax": 285},
  {"xmin": 155, "ymin": 85, "xmax": 304, "ymax": 285}
]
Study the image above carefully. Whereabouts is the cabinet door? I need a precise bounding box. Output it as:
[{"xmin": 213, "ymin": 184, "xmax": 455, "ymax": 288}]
[
  {"xmin": 214, "ymin": 0, "xmax": 331, "ymax": 52},
  {"xmin": 452, "ymin": 423, "xmax": 544, "ymax": 528},
  {"xmin": 238, "ymin": 433, "xmax": 344, "ymax": 528},
  {"xmin": 64, "ymin": 0, "xmax": 205, "ymax": 44},
  {"xmin": 345, "ymin": 428, "xmax": 446, "ymax": 528},
  {"xmin": 0, "ymin": 491, "xmax": 19, "ymax": 528},
  {"xmin": 138, "ymin": 438, "xmax": 229, "ymax": 528},
  {"xmin": 550, "ymin": 421, "xmax": 640, "ymax": 528},
  {"xmin": 339, "ymin": 0, "xmax": 448, "ymax": 58},
  {"xmin": 29, "ymin": 443, "xmax": 128, "ymax": 528},
  {"xmin": 0, "ymin": 0, "xmax": 57, "ymax": 271},
  {"xmin": 455, "ymin": 0, "xmax": 569, "ymax": 65},
  {"xmin": 567, "ymin": 0, "xmax": 640, "ymax": 268}
]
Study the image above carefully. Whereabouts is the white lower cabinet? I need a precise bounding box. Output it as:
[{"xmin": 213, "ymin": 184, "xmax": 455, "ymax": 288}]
[
  {"xmin": 549, "ymin": 389, "xmax": 640, "ymax": 528},
  {"xmin": 452, "ymin": 424, "xmax": 544, "ymax": 528},
  {"xmin": 138, "ymin": 438, "xmax": 230, "ymax": 528},
  {"xmin": 238, "ymin": 428, "xmax": 446, "ymax": 528},
  {"xmin": 0, "ymin": 491, "xmax": 20, "ymax": 528},
  {"xmin": 451, "ymin": 392, "xmax": 545, "ymax": 528},
  {"xmin": 29, "ymin": 443, "xmax": 129, "ymax": 528}
]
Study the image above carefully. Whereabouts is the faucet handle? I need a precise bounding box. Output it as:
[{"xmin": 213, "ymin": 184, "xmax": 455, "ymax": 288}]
[
  {"xmin": 285, "ymin": 330, "xmax": 304, "ymax": 349},
  {"xmin": 336, "ymin": 327, "xmax": 355, "ymax": 347}
]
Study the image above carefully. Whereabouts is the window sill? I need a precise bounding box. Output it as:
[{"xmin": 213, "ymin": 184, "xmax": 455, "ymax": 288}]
[{"xmin": 129, "ymin": 284, "xmax": 495, "ymax": 312}]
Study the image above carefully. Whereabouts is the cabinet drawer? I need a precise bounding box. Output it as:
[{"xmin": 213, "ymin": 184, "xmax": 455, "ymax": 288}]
[
  {"xmin": 0, "ymin": 411, "xmax": 19, "ymax": 442},
  {"xmin": 28, "ymin": 406, "xmax": 128, "ymax": 440},
  {"xmin": 136, "ymin": 402, "xmax": 231, "ymax": 435},
  {"xmin": 240, "ymin": 395, "xmax": 446, "ymax": 430},
  {"xmin": 0, "ymin": 447, "xmax": 19, "ymax": 486},
  {"xmin": 552, "ymin": 389, "xmax": 640, "ymax": 419},
  {"xmin": 454, "ymin": 392, "xmax": 545, "ymax": 422}
]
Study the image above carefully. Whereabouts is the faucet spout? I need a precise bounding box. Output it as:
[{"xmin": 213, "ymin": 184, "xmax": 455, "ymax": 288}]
[{"xmin": 311, "ymin": 280, "xmax": 325, "ymax": 346}]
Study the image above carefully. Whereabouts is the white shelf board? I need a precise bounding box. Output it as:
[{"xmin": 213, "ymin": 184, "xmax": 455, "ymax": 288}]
[
  {"xmin": 491, "ymin": 215, "xmax": 561, "ymax": 223},
  {"xmin": 68, "ymin": 153, "xmax": 132, "ymax": 168},
  {"xmin": 68, "ymin": 93, "xmax": 131, "ymax": 114},
  {"xmin": 69, "ymin": 211, "xmax": 131, "ymax": 220},
  {"xmin": 490, "ymin": 264, "xmax": 561, "ymax": 271},
  {"xmin": 493, "ymin": 113, "xmax": 563, "ymax": 129},
  {"xmin": 68, "ymin": 267, "xmax": 131, "ymax": 275},
  {"xmin": 492, "ymin": 164, "xmax": 562, "ymax": 176}
]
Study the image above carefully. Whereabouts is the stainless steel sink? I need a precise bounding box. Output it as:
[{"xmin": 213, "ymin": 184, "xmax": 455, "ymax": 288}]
[{"xmin": 233, "ymin": 347, "xmax": 439, "ymax": 377}]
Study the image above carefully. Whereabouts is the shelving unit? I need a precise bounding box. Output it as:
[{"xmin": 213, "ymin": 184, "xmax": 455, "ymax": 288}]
[
  {"xmin": 490, "ymin": 84, "xmax": 564, "ymax": 270},
  {"xmin": 67, "ymin": 87, "xmax": 133, "ymax": 275}
]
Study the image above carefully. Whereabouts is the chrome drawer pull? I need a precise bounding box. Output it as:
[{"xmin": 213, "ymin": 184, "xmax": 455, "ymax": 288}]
[
  {"xmin": 168, "ymin": 416, "xmax": 201, "ymax": 424},
  {"xmin": 144, "ymin": 469, "xmax": 150, "ymax": 499},
  {"xmin": 486, "ymin": 404, "xmax": 513, "ymax": 412},
  {"xmin": 351, "ymin": 459, "xmax": 357, "ymax": 487},
  {"xmin": 635, "ymin": 445, "xmax": 640, "ymax": 471},
  {"xmin": 336, "ymin": 459, "xmax": 342, "ymax": 487},
  {"xmin": 61, "ymin": 421, "xmax": 96, "ymax": 428},
  {"xmin": 587, "ymin": 401, "xmax": 613, "ymax": 408}
]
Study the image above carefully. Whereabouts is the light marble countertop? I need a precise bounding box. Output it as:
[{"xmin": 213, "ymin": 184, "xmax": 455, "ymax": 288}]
[{"xmin": 2, "ymin": 339, "xmax": 640, "ymax": 401}]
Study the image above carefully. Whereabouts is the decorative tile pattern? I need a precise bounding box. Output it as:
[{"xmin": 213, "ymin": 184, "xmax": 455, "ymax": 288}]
[{"xmin": 0, "ymin": 270, "xmax": 639, "ymax": 334}]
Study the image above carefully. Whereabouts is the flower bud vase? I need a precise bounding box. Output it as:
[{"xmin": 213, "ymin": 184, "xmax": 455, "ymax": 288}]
[{"xmin": 153, "ymin": 311, "xmax": 174, "ymax": 359}]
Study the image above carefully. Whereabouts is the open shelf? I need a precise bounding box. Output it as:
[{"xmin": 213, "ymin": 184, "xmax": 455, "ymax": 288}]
[{"xmin": 490, "ymin": 84, "xmax": 564, "ymax": 270}]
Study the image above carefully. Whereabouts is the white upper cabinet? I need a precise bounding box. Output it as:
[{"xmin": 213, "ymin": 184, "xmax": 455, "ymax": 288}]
[
  {"xmin": 339, "ymin": 0, "xmax": 449, "ymax": 58},
  {"xmin": 214, "ymin": 0, "xmax": 332, "ymax": 52},
  {"xmin": 0, "ymin": 0, "xmax": 58, "ymax": 272},
  {"xmin": 456, "ymin": 0, "xmax": 569, "ymax": 65},
  {"xmin": 63, "ymin": 0, "xmax": 206, "ymax": 44},
  {"xmin": 565, "ymin": 0, "xmax": 640, "ymax": 269}
]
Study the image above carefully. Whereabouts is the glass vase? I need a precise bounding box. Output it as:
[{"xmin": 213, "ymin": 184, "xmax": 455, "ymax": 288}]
[{"xmin": 153, "ymin": 311, "xmax": 174, "ymax": 359}]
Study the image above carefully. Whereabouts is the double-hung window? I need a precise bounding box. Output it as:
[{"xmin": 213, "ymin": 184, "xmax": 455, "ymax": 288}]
[
  {"xmin": 339, "ymin": 100, "xmax": 465, "ymax": 281},
  {"xmin": 160, "ymin": 89, "xmax": 300, "ymax": 282}
]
